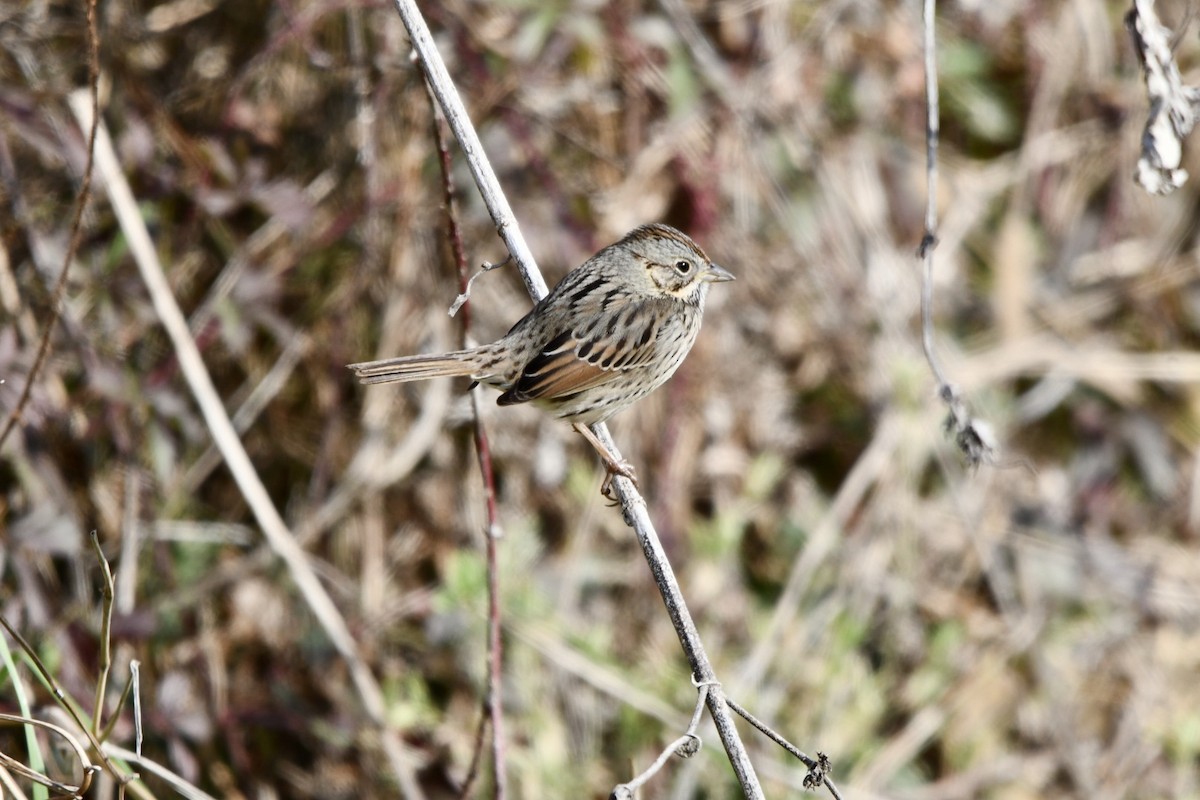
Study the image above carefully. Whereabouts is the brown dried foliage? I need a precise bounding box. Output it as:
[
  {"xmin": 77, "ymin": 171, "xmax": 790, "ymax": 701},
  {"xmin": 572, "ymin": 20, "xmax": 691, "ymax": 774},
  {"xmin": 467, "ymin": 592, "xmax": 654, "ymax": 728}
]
[{"xmin": 3, "ymin": 0, "xmax": 1200, "ymax": 797}]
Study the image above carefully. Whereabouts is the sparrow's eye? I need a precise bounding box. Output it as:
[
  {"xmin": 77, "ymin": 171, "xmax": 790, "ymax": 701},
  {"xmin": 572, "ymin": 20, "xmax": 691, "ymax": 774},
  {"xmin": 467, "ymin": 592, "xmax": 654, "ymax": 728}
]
[{"xmin": 674, "ymin": 260, "xmax": 693, "ymax": 275}]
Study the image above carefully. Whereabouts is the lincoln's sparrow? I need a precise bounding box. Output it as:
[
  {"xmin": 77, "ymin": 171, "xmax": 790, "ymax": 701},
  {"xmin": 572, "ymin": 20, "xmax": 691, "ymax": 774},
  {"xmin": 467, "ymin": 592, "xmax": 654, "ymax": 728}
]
[{"xmin": 349, "ymin": 223, "xmax": 733, "ymax": 492}]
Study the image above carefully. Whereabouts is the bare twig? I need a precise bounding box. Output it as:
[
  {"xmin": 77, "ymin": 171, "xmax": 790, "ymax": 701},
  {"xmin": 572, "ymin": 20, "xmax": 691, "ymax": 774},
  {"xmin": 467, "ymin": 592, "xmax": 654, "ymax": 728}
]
[
  {"xmin": 424, "ymin": 74, "xmax": 509, "ymax": 797},
  {"xmin": 457, "ymin": 708, "xmax": 491, "ymax": 800},
  {"xmin": 391, "ymin": 1, "xmax": 764, "ymax": 795},
  {"xmin": 920, "ymin": 0, "xmax": 995, "ymax": 468},
  {"xmin": 725, "ymin": 698, "xmax": 842, "ymax": 798},
  {"xmin": 0, "ymin": 0, "xmax": 98, "ymax": 452},
  {"xmin": 594, "ymin": 423, "xmax": 761, "ymax": 797},
  {"xmin": 87, "ymin": 529, "xmax": 143, "ymax": 751},
  {"xmin": 0, "ymin": 714, "xmax": 98, "ymax": 796},
  {"xmin": 479, "ymin": 408, "xmax": 507, "ymax": 798},
  {"xmin": 130, "ymin": 660, "xmax": 143, "ymax": 757},
  {"xmin": 103, "ymin": 744, "xmax": 220, "ymax": 800},
  {"xmin": 0, "ymin": 613, "xmax": 133, "ymax": 784},
  {"xmin": 1126, "ymin": 0, "xmax": 1200, "ymax": 194},
  {"xmin": 89, "ymin": 532, "xmax": 115, "ymax": 741},
  {"xmin": 448, "ymin": 257, "xmax": 510, "ymax": 317},
  {"xmin": 88, "ymin": 531, "xmax": 139, "ymax": 749},
  {"xmin": 611, "ymin": 682, "xmax": 710, "ymax": 798},
  {"xmin": 68, "ymin": 93, "xmax": 427, "ymax": 800},
  {"xmin": 392, "ymin": 0, "xmax": 547, "ymax": 301}
]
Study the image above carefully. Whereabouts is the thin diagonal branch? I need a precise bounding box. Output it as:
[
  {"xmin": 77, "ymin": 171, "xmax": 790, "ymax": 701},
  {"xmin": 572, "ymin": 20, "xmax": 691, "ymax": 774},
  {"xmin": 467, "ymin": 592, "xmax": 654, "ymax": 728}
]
[
  {"xmin": 390, "ymin": 1, "xmax": 763, "ymax": 795},
  {"xmin": 68, "ymin": 92, "xmax": 427, "ymax": 800},
  {"xmin": 726, "ymin": 697, "xmax": 842, "ymax": 798},
  {"xmin": 593, "ymin": 426, "xmax": 762, "ymax": 796},
  {"xmin": 0, "ymin": 0, "xmax": 99, "ymax": 452},
  {"xmin": 393, "ymin": 1, "xmax": 546, "ymax": 302}
]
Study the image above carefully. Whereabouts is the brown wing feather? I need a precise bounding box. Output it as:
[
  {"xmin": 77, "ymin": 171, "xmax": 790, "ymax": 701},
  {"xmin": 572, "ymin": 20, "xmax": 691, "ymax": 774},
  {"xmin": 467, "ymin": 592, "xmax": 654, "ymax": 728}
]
[
  {"xmin": 497, "ymin": 302, "xmax": 664, "ymax": 406},
  {"xmin": 497, "ymin": 331, "xmax": 611, "ymax": 405}
]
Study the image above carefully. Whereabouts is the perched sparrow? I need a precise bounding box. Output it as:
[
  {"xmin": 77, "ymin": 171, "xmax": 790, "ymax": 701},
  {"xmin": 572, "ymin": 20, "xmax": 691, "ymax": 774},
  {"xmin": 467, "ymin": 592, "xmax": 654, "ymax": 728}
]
[{"xmin": 350, "ymin": 223, "xmax": 733, "ymax": 494}]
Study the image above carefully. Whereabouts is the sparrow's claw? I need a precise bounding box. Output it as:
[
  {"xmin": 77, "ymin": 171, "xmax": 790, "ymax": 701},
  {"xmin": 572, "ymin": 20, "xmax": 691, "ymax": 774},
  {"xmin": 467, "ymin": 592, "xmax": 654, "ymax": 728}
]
[{"xmin": 600, "ymin": 459, "xmax": 638, "ymax": 502}]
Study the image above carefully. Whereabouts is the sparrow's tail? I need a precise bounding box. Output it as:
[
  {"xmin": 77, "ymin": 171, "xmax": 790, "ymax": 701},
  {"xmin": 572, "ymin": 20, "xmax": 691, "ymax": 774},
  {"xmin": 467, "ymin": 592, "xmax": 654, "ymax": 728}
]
[{"xmin": 348, "ymin": 349, "xmax": 484, "ymax": 385}]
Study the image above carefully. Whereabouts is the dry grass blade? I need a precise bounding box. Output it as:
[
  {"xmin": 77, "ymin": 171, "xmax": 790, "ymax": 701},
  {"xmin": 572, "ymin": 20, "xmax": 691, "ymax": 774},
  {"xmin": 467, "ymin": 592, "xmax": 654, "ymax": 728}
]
[
  {"xmin": 64, "ymin": 92, "xmax": 426, "ymax": 799},
  {"xmin": 0, "ymin": 713, "xmax": 98, "ymax": 797}
]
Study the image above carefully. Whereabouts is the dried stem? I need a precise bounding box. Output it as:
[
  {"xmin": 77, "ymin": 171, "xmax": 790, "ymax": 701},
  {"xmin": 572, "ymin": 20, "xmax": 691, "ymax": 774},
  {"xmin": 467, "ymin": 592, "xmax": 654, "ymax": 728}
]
[
  {"xmin": 611, "ymin": 682, "xmax": 710, "ymax": 797},
  {"xmin": 726, "ymin": 698, "xmax": 842, "ymax": 798},
  {"xmin": 391, "ymin": 0, "xmax": 763, "ymax": 795},
  {"xmin": 89, "ymin": 532, "xmax": 115, "ymax": 741},
  {"xmin": 68, "ymin": 92, "xmax": 426, "ymax": 800},
  {"xmin": 480, "ymin": 426, "xmax": 506, "ymax": 798},
  {"xmin": 0, "ymin": 713, "xmax": 98, "ymax": 796},
  {"xmin": 0, "ymin": 613, "xmax": 131, "ymax": 784},
  {"xmin": 103, "ymin": 744, "xmax": 220, "ymax": 800},
  {"xmin": 424, "ymin": 72, "xmax": 509, "ymax": 797},
  {"xmin": 0, "ymin": 0, "xmax": 99, "ymax": 452},
  {"xmin": 457, "ymin": 708, "xmax": 490, "ymax": 800},
  {"xmin": 920, "ymin": 0, "xmax": 995, "ymax": 468},
  {"xmin": 391, "ymin": 0, "xmax": 547, "ymax": 301}
]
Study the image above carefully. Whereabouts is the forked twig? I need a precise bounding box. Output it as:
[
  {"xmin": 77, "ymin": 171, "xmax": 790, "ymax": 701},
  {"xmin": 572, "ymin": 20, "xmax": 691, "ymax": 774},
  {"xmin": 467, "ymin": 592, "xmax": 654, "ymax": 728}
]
[
  {"xmin": 725, "ymin": 698, "xmax": 842, "ymax": 798},
  {"xmin": 0, "ymin": 532, "xmax": 157, "ymax": 798},
  {"xmin": 390, "ymin": 0, "xmax": 764, "ymax": 795},
  {"xmin": 920, "ymin": 0, "xmax": 995, "ymax": 468},
  {"xmin": 610, "ymin": 681, "xmax": 711, "ymax": 798},
  {"xmin": 0, "ymin": 713, "xmax": 99, "ymax": 797}
]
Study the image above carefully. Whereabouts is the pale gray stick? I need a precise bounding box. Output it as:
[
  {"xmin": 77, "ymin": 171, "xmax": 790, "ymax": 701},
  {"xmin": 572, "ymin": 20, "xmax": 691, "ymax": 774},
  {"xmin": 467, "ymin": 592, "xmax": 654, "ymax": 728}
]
[
  {"xmin": 593, "ymin": 427, "xmax": 764, "ymax": 798},
  {"xmin": 104, "ymin": 744, "xmax": 218, "ymax": 800},
  {"xmin": 68, "ymin": 91, "xmax": 427, "ymax": 800},
  {"xmin": 391, "ymin": 0, "xmax": 548, "ymax": 301},
  {"xmin": 390, "ymin": 2, "xmax": 764, "ymax": 796}
]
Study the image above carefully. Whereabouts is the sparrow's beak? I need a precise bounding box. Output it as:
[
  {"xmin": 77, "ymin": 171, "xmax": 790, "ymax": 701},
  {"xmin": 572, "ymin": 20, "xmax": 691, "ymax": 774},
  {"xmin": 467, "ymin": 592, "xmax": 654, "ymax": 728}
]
[{"xmin": 703, "ymin": 263, "xmax": 735, "ymax": 283}]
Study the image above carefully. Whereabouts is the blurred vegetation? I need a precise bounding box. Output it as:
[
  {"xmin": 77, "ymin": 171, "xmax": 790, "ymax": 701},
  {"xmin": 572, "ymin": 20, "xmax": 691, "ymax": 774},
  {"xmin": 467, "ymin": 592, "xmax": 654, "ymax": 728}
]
[{"xmin": 3, "ymin": 0, "xmax": 1200, "ymax": 797}]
